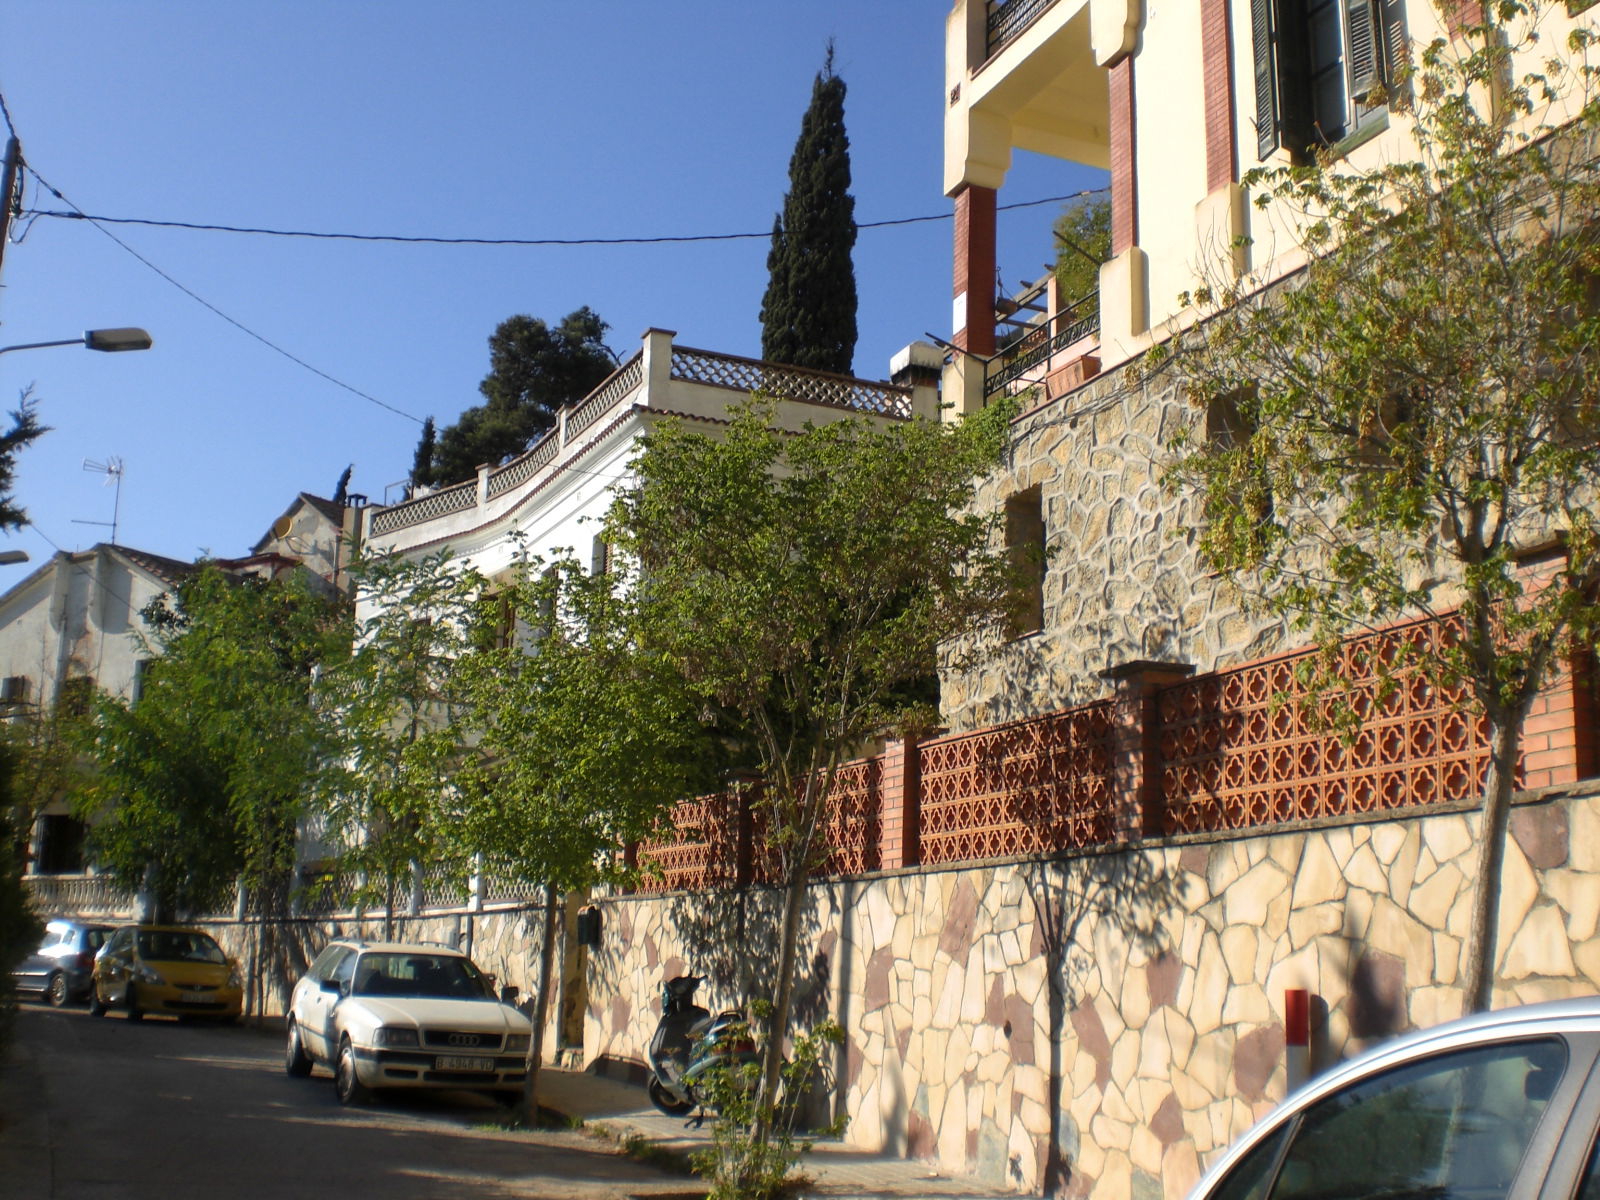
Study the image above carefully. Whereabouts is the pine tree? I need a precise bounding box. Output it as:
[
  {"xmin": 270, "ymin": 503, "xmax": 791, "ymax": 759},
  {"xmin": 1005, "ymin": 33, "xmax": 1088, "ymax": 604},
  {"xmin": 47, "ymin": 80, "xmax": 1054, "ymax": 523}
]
[{"xmin": 760, "ymin": 45, "xmax": 857, "ymax": 375}]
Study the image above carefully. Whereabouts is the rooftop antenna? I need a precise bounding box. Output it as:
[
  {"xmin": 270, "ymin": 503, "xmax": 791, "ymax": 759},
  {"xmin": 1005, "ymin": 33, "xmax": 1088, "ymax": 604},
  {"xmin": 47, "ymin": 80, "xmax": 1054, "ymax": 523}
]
[{"xmin": 74, "ymin": 456, "xmax": 124, "ymax": 545}]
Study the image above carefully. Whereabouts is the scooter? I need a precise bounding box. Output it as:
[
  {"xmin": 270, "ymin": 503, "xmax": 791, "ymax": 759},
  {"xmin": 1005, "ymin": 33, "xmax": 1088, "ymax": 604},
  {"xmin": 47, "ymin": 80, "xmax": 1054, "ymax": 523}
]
[{"xmin": 645, "ymin": 973, "xmax": 761, "ymax": 1125}]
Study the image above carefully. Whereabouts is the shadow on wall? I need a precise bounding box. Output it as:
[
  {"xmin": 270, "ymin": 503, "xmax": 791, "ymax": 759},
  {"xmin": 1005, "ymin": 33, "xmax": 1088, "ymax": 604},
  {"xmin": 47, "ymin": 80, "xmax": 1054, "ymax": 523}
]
[{"xmin": 1024, "ymin": 846, "xmax": 1189, "ymax": 1197}]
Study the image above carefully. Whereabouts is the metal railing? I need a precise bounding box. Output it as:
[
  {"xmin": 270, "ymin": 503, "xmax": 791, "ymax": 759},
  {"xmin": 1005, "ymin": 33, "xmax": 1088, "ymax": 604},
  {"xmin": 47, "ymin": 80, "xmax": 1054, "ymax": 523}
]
[
  {"xmin": 986, "ymin": 0, "xmax": 1060, "ymax": 57},
  {"xmin": 670, "ymin": 347, "xmax": 913, "ymax": 419},
  {"xmin": 985, "ymin": 295, "xmax": 1100, "ymax": 397}
]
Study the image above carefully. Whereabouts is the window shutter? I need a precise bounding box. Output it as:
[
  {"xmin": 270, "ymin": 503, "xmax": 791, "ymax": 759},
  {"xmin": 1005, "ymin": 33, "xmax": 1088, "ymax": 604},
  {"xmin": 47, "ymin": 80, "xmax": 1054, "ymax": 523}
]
[
  {"xmin": 1253, "ymin": 0, "xmax": 1281, "ymax": 159},
  {"xmin": 1379, "ymin": 0, "xmax": 1410, "ymax": 94},
  {"xmin": 1345, "ymin": 0, "xmax": 1381, "ymax": 103}
]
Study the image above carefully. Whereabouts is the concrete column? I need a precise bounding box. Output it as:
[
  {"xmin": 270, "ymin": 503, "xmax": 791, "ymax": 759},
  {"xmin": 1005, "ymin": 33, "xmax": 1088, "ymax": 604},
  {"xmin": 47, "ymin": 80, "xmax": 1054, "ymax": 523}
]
[
  {"xmin": 1098, "ymin": 659, "xmax": 1195, "ymax": 840},
  {"xmin": 641, "ymin": 328, "xmax": 677, "ymax": 409},
  {"xmin": 475, "ymin": 463, "xmax": 491, "ymax": 511}
]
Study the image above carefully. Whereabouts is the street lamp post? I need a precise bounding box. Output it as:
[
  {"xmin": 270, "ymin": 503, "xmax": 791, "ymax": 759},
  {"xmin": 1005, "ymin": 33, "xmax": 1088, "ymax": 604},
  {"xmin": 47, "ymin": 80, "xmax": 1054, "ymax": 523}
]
[{"xmin": 0, "ymin": 328, "xmax": 153, "ymax": 357}]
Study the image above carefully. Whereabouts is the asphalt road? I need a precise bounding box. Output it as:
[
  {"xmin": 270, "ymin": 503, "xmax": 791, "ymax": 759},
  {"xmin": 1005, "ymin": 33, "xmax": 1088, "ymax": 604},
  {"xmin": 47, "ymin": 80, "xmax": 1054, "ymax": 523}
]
[{"xmin": 0, "ymin": 1003, "xmax": 695, "ymax": 1200}]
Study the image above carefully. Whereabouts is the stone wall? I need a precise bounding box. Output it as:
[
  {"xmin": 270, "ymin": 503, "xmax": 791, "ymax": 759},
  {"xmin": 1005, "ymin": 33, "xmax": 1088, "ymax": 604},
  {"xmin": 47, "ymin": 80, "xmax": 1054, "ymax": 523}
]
[
  {"xmin": 939, "ymin": 355, "xmax": 1288, "ymax": 735},
  {"xmin": 584, "ymin": 781, "xmax": 1600, "ymax": 1198}
]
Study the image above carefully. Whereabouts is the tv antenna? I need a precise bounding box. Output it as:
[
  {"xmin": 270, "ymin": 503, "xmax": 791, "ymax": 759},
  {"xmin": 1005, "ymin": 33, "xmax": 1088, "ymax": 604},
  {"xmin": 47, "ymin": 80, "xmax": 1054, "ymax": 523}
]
[{"xmin": 74, "ymin": 456, "xmax": 125, "ymax": 545}]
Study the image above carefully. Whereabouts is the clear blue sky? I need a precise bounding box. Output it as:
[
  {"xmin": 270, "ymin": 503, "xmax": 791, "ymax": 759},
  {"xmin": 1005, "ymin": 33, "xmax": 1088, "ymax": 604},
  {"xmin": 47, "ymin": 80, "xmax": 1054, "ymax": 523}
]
[{"xmin": 1, "ymin": 2, "xmax": 1104, "ymax": 566}]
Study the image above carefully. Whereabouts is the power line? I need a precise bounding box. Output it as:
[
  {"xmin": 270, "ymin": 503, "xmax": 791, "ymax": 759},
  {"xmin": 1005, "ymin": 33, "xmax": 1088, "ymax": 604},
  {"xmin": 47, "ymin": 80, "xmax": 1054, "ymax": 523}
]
[
  {"xmin": 23, "ymin": 164, "xmax": 424, "ymax": 426},
  {"xmin": 19, "ymin": 188, "xmax": 1108, "ymax": 248}
]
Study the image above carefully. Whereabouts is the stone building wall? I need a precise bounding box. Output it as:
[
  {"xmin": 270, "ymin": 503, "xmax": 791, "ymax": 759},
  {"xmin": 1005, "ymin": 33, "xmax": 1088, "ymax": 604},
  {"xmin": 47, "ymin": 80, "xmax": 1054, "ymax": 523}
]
[
  {"xmin": 585, "ymin": 782, "xmax": 1600, "ymax": 1199},
  {"xmin": 939, "ymin": 357, "xmax": 1290, "ymax": 735}
]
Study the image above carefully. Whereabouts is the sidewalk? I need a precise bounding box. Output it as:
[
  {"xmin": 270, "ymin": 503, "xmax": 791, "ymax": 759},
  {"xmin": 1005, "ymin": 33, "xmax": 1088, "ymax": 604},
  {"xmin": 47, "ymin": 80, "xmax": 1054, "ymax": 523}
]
[{"xmin": 536, "ymin": 1066, "xmax": 1017, "ymax": 1200}]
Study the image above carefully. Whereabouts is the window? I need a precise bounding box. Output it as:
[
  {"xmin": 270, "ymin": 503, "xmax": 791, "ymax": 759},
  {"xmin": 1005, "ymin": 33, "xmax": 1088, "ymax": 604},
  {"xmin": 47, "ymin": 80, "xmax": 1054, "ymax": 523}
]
[
  {"xmin": 1206, "ymin": 1037, "xmax": 1567, "ymax": 1200},
  {"xmin": 1005, "ymin": 487, "xmax": 1046, "ymax": 639},
  {"xmin": 590, "ymin": 535, "xmax": 611, "ymax": 577},
  {"xmin": 1254, "ymin": 0, "xmax": 1408, "ymax": 160},
  {"xmin": 0, "ymin": 675, "xmax": 29, "ymax": 705},
  {"xmin": 57, "ymin": 675, "xmax": 95, "ymax": 718}
]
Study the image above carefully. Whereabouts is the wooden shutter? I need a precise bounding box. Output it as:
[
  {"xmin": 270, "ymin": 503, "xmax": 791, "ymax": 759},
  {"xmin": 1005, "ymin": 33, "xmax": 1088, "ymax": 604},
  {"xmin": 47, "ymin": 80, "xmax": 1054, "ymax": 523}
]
[
  {"xmin": 1345, "ymin": 0, "xmax": 1381, "ymax": 103},
  {"xmin": 1379, "ymin": 0, "xmax": 1410, "ymax": 93},
  {"xmin": 1253, "ymin": 0, "xmax": 1281, "ymax": 159}
]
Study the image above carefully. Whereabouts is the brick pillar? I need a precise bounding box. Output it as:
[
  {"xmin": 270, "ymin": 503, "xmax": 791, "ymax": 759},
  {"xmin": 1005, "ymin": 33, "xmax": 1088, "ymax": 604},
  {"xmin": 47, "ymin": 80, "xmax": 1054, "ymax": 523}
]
[
  {"xmin": 1520, "ymin": 654, "xmax": 1590, "ymax": 791},
  {"xmin": 734, "ymin": 787, "xmax": 757, "ymax": 888},
  {"xmin": 1099, "ymin": 660, "xmax": 1195, "ymax": 839},
  {"xmin": 1108, "ymin": 57, "xmax": 1138, "ymax": 256},
  {"xmin": 1444, "ymin": 1, "xmax": 1485, "ymax": 37},
  {"xmin": 952, "ymin": 184, "xmax": 997, "ymax": 357},
  {"xmin": 878, "ymin": 737, "xmax": 921, "ymax": 870},
  {"xmin": 1200, "ymin": 0, "xmax": 1237, "ymax": 193}
]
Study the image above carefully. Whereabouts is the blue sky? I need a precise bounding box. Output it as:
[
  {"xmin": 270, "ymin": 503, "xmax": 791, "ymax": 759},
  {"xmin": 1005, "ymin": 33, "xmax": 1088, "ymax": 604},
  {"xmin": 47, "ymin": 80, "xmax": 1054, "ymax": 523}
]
[{"xmin": 1, "ymin": 2, "xmax": 1104, "ymax": 566}]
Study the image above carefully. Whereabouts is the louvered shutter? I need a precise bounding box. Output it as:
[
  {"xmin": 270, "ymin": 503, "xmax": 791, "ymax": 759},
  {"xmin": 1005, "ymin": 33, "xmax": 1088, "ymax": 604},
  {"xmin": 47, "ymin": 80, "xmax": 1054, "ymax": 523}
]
[
  {"xmin": 1253, "ymin": 0, "xmax": 1281, "ymax": 159},
  {"xmin": 1345, "ymin": 0, "xmax": 1381, "ymax": 103},
  {"xmin": 1379, "ymin": 0, "xmax": 1410, "ymax": 93}
]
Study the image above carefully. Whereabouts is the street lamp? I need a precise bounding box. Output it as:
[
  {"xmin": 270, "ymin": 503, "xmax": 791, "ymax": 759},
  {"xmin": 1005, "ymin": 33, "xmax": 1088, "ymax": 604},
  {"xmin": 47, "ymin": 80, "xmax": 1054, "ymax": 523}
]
[
  {"xmin": 0, "ymin": 328, "xmax": 153, "ymax": 357},
  {"xmin": 0, "ymin": 550, "xmax": 26, "ymax": 565}
]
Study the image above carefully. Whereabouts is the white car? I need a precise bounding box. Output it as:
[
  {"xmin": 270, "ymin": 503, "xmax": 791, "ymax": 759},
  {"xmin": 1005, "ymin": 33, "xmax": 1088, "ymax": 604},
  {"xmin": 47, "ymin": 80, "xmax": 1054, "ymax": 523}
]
[{"xmin": 285, "ymin": 939, "xmax": 533, "ymax": 1106}]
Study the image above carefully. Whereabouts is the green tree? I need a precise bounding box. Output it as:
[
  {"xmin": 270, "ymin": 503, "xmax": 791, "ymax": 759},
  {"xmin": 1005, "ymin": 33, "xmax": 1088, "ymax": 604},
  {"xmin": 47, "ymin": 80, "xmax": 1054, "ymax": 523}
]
[
  {"xmin": 331, "ymin": 464, "xmax": 353, "ymax": 506},
  {"xmin": 429, "ymin": 310, "xmax": 616, "ymax": 485},
  {"xmin": 611, "ymin": 396, "xmax": 1017, "ymax": 1191},
  {"xmin": 79, "ymin": 567, "xmax": 346, "ymax": 923},
  {"xmin": 759, "ymin": 46, "xmax": 858, "ymax": 374},
  {"xmin": 1052, "ymin": 194, "xmax": 1111, "ymax": 316},
  {"xmin": 452, "ymin": 555, "xmax": 720, "ymax": 1124},
  {"xmin": 1164, "ymin": 3, "xmax": 1600, "ymax": 1014},
  {"xmin": 315, "ymin": 548, "xmax": 484, "ymax": 935},
  {"xmin": 0, "ymin": 389, "xmax": 48, "ymax": 532}
]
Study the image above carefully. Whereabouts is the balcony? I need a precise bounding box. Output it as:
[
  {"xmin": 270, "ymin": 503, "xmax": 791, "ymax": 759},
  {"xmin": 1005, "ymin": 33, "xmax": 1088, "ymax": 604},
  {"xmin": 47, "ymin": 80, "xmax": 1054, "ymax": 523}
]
[
  {"xmin": 986, "ymin": 0, "xmax": 1061, "ymax": 59},
  {"xmin": 985, "ymin": 277, "xmax": 1100, "ymax": 399}
]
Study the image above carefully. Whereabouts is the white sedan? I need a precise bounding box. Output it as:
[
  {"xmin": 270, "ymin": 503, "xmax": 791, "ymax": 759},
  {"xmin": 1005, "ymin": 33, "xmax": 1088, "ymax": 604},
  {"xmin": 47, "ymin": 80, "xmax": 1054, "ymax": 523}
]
[{"xmin": 285, "ymin": 939, "xmax": 533, "ymax": 1106}]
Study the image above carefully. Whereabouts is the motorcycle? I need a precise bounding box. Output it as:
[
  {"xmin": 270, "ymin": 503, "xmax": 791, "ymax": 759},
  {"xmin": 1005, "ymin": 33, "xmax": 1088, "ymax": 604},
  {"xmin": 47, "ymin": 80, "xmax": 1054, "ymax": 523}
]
[{"xmin": 646, "ymin": 973, "xmax": 761, "ymax": 1124}]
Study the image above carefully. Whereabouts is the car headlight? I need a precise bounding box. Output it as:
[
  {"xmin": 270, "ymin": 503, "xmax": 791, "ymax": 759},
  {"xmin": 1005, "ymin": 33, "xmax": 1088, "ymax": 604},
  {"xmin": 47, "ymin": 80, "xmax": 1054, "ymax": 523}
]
[
  {"xmin": 227, "ymin": 965, "xmax": 243, "ymax": 989},
  {"xmin": 505, "ymin": 1034, "xmax": 531, "ymax": 1053},
  {"xmin": 133, "ymin": 965, "xmax": 165, "ymax": 985},
  {"xmin": 374, "ymin": 1026, "xmax": 419, "ymax": 1047}
]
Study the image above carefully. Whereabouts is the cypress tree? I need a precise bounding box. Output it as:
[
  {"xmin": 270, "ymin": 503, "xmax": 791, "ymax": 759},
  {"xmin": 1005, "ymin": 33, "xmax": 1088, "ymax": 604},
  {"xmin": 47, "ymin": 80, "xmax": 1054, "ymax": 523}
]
[
  {"xmin": 410, "ymin": 417, "xmax": 436, "ymax": 490},
  {"xmin": 331, "ymin": 464, "xmax": 353, "ymax": 506},
  {"xmin": 760, "ymin": 45, "xmax": 857, "ymax": 375}
]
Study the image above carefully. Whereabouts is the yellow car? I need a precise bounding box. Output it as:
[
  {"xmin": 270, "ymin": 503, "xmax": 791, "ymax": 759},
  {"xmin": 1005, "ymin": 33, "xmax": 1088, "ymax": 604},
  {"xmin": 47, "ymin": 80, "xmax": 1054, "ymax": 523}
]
[{"xmin": 90, "ymin": 925, "xmax": 243, "ymax": 1022}]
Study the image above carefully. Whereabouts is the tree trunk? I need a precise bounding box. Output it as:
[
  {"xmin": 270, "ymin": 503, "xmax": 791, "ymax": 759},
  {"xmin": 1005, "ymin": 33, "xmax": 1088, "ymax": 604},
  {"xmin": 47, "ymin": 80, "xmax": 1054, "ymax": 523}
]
[
  {"xmin": 749, "ymin": 858, "xmax": 809, "ymax": 1159},
  {"xmin": 1460, "ymin": 716, "xmax": 1522, "ymax": 1015},
  {"xmin": 518, "ymin": 883, "xmax": 560, "ymax": 1125}
]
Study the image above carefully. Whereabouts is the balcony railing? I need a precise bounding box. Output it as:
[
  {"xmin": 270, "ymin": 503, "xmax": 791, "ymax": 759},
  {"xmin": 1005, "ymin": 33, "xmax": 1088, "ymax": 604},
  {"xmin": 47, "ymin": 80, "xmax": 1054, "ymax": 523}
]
[
  {"xmin": 986, "ymin": 0, "xmax": 1060, "ymax": 58},
  {"xmin": 985, "ymin": 294, "xmax": 1100, "ymax": 397},
  {"xmin": 670, "ymin": 347, "xmax": 913, "ymax": 419}
]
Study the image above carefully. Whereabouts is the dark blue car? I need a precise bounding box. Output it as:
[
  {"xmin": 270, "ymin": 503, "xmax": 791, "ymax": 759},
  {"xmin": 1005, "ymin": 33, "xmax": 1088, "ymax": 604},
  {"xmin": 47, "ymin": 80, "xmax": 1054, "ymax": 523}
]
[{"xmin": 13, "ymin": 918, "xmax": 112, "ymax": 1007}]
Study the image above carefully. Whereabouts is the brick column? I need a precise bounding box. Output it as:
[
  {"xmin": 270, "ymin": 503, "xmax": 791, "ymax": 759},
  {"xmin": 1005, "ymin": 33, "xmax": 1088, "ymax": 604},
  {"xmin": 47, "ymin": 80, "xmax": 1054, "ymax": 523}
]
[
  {"xmin": 1108, "ymin": 57, "xmax": 1138, "ymax": 255},
  {"xmin": 1520, "ymin": 653, "xmax": 1592, "ymax": 791},
  {"xmin": 1200, "ymin": 0, "xmax": 1237, "ymax": 193},
  {"xmin": 952, "ymin": 184, "xmax": 997, "ymax": 357},
  {"xmin": 878, "ymin": 737, "xmax": 921, "ymax": 870},
  {"xmin": 1099, "ymin": 660, "xmax": 1195, "ymax": 839}
]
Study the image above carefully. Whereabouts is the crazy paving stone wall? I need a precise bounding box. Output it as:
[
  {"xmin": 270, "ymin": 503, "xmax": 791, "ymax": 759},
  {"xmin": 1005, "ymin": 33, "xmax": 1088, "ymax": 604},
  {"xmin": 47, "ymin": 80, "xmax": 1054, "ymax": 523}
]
[{"xmin": 585, "ymin": 783, "xmax": 1600, "ymax": 1199}]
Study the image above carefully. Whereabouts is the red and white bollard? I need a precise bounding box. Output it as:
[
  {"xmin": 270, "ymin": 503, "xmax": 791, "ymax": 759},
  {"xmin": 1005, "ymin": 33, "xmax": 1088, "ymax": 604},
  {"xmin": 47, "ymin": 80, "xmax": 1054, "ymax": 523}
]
[{"xmin": 1285, "ymin": 987, "xmax": 1311, "ymax": 1094}]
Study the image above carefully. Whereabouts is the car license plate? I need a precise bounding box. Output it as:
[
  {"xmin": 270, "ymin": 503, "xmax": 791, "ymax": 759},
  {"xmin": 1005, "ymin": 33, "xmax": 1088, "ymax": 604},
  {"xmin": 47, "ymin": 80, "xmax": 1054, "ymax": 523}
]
[
  {"xmin": 436, "ymin": 1055, "xmax": 495, "ymax": 1072},
  {"xmin": 171, "ymin": 993, "xmax": 215, "ymax": 1006}
]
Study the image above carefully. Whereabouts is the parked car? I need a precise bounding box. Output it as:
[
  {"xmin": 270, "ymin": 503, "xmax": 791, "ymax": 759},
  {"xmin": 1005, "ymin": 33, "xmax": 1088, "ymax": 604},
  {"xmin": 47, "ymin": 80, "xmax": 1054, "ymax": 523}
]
[
  {"xmin": 284, "ymin": 939, "xmax": 533, "ymax": 1106},
  {"xmin": 12, "ymin": 918, "xmax": 112, "ymax": 1007},
  {"xmin": 89, "ymin": 925, "xmax": 243, "ymax": 1022},
  {"xmin": 1187, "ymin": 996, "xmax": 1600, "ymax": 1200}
]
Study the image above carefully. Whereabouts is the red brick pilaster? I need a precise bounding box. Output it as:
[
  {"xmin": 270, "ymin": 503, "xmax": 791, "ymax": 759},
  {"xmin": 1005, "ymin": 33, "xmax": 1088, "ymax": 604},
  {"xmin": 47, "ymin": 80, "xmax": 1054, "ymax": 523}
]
[
  {"xmin": 1100, "ymin": 660, "xmax": 1195, "ymax": 839},
  {"xmin": 1444, "ymin": 1, "xmax": 1485, "ymax": 38},
  {"xmin": 1520, "ymin": 655, "xmax": 1589, "ymax": 791},
  {"xmin": 878, "ymin": 737, "xmax": 922, "ymax": 870},
  {"xmin": 953, "ymin": 185, "xmax": 997, "ymax": 357},
  {"xmin": 1109, "ymin": 58, "xmax": 1138, "ymax": 255},
  {"xmin": 1201, "ymin": 0, "xmax": 1237, "ymax": 192}
]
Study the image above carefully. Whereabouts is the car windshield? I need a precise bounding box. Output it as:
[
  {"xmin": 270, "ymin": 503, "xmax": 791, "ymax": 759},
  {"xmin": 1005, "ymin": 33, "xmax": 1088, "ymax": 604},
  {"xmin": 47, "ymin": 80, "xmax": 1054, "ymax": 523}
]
[
  {"xmin": 352, "ymin": 952, "xmax": 487, "ymax": 999},
  {"xmin": 136, "ymin": 930, "xmax": 227, "ymax": 964}
]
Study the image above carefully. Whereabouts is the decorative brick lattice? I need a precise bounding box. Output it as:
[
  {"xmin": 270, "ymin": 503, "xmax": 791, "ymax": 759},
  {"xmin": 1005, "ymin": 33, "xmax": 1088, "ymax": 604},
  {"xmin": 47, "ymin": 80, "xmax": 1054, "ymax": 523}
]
[
  {"xmin": 918, "ymin": 702, "xmax": 1117, "ymax": 863},
  {"xmin": 670, "ymin": 347, "xmax": 913, "ymax": 418},
  {"xmin": 1159, "ymin": 617, "xmax": 1501, "ymax": 834},
  {"xmin": 635, "ymin": 792, "xmax": 745, "ymax": 893},
  {"xmin": 369, "ymin": 480, "xmax": 476, "ymax": 536},
  {"xmin": 566, "ymin": 353, "xmax": 644, "ymax": 441},
  {"xmin": 818, "ymin": 758, "xmax": 884, "ymax": 877}
]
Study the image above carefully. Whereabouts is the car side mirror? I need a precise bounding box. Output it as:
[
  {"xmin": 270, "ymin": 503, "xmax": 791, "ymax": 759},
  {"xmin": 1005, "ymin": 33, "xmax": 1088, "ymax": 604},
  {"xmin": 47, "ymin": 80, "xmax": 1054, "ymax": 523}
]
[
  {"xmin": 320, "ymin": 978, "xmax": 342, "ymax": 995},
  {"xmin": 500, "ymin": 984, "xmax": 520, "ymax": 1006}
]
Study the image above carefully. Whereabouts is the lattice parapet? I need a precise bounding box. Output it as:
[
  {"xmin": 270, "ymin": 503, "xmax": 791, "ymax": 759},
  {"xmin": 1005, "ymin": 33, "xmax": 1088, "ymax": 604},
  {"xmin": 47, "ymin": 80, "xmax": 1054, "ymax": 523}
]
[
  {"xmin": 918, "ymin": 701, "xmax": 1118, "ymax": 864},
  {"xmin": 369, "ymin": 480, "xmax": 476, "ymax": 536},
  {"xmin": 1158, "ymin": 616, "xmax": 1503, "ymax": 834},
  {"xmin": 670, "ymin": 347, "xmax": 912, "ymax": 418},
  {"xmin": 567, "ymin": 353, "xmax": 644, "ymax": 440},
  {"xmin": 635, "ymin": 792, "xmax": 745, "ymax": 893},
  {"xmin": 487, "ymin": 432, "xmax": 559, "ymax": 499}
]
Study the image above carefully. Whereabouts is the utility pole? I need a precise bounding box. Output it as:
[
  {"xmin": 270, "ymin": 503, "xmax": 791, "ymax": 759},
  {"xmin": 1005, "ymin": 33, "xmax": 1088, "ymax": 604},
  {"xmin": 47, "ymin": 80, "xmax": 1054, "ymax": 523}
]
[{"xmin": 0, "ymin": 136, "xmax": 20, "ymax": 285}]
